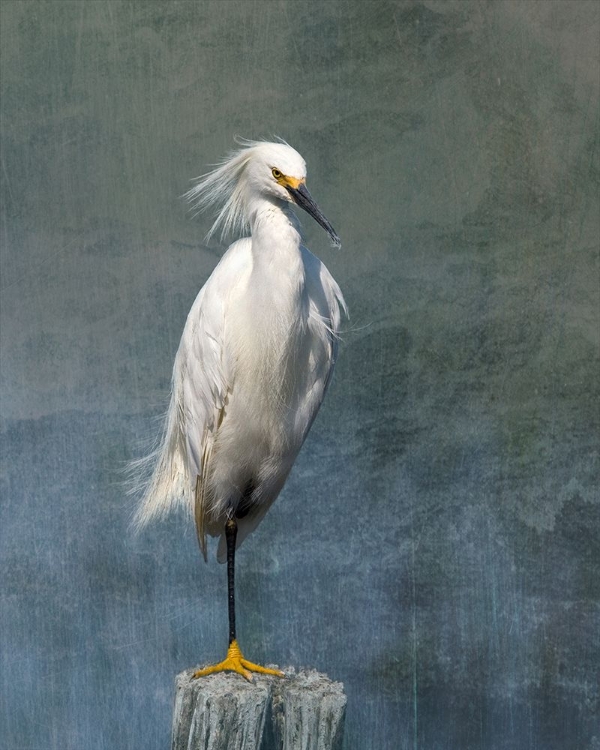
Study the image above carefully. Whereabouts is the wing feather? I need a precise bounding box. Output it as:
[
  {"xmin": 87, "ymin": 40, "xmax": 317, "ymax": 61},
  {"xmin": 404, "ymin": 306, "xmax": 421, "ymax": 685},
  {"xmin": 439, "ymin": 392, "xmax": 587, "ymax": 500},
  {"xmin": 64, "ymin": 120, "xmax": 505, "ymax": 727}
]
[
  {"xmin": 131, "ymin": 239, "xmax": 251, "ymax": 560},
  {"xmin": 298, "ymin": 246, "xmax": 347, "ymax": 439}
]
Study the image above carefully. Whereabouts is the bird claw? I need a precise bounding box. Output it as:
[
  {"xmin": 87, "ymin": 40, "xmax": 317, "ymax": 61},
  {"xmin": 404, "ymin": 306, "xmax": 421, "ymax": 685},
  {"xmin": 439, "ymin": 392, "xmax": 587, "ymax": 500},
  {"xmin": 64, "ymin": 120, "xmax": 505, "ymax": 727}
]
[{"xmin": 192, "ymin": 640, "xmax": 285, "ymax": 682}]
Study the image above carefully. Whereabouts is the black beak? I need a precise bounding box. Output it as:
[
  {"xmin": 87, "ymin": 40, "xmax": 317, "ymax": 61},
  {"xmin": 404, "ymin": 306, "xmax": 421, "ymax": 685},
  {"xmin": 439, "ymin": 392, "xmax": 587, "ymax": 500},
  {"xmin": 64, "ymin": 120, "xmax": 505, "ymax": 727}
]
[{"xmin": 286, "ymin": 183, "xmax": 341, "ymax": 248}]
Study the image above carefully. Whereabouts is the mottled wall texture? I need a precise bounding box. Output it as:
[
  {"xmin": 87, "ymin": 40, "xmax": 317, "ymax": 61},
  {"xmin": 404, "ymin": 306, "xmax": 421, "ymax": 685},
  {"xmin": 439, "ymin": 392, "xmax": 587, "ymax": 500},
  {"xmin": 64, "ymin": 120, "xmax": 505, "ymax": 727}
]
[{"xmin": 1, "ymin": 2, "xmax": 598, "ymax": 749}]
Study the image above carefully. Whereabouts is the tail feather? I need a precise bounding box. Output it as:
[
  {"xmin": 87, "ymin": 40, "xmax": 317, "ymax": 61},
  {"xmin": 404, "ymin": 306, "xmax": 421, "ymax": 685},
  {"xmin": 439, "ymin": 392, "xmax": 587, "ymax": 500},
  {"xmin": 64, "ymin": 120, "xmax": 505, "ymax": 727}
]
[{"xmin": 194, "ymin": 444, "xmax": 211, "ymax": 562}]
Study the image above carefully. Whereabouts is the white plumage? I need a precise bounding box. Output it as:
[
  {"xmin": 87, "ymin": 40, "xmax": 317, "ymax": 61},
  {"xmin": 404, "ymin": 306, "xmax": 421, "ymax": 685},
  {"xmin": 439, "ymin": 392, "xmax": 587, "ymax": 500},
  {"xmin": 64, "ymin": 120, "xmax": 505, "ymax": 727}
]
[{"xmin": 133, "ymin": 140, "xmax": 346, "ymax": 563}]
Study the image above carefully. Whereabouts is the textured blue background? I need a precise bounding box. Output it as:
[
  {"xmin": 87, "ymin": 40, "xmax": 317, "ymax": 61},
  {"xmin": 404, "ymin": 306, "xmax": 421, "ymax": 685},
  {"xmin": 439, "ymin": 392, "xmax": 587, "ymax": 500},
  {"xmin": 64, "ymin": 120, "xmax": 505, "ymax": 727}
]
[{"xmin": 1, "ymin": 2, "xmax": 598, "ymax": 748}]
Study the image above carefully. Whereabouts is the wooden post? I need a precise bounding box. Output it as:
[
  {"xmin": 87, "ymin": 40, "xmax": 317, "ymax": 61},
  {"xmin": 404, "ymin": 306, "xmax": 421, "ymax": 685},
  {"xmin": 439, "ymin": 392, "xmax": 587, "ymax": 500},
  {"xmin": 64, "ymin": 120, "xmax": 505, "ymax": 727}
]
[{"xmin": 172, "ymin": 666, "xmax": 346, "ymax": 750}]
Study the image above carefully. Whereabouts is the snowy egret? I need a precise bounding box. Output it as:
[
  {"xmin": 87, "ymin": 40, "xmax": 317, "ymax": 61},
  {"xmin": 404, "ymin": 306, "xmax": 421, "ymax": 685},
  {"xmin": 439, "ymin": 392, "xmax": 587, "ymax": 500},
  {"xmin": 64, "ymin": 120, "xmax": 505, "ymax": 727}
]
[{"xmin": 133, "ymin": 139, "xmax": 346, "ymax": 680}]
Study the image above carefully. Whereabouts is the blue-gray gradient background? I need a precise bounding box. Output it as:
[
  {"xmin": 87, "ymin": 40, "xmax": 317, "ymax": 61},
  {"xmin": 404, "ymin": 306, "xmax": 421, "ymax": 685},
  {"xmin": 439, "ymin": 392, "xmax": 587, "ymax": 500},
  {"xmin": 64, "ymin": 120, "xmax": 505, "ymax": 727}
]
[{"xmin": 1, "ymin": 2, "xmax": 598, "ymax": 749}]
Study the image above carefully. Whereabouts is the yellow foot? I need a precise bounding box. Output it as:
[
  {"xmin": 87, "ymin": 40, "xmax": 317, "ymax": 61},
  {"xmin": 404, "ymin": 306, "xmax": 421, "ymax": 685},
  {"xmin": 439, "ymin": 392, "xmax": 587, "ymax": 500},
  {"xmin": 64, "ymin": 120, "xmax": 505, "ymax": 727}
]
[{"xmin": 192, "ymin": 640, "xmax": 285, "ymax": 682}]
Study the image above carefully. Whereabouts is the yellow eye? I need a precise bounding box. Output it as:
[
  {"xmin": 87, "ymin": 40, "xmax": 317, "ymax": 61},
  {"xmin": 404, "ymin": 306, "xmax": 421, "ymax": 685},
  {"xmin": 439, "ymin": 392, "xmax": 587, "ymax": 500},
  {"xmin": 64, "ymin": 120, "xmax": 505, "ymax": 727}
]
[{"xmin": 271, "ymin": 168, "xmax": 282, "ymax": 180}]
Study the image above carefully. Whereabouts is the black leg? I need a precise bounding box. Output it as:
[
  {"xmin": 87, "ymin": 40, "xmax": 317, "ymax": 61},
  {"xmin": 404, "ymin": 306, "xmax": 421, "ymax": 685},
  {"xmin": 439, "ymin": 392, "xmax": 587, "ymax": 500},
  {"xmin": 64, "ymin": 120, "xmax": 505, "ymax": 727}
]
[
  {"xmin": 192, "ymin": 513, "xmax": 283, "ymax": 680},
  {"xmin": 226, "ymin": 517, "xmax": 237, "ymax": 646}
]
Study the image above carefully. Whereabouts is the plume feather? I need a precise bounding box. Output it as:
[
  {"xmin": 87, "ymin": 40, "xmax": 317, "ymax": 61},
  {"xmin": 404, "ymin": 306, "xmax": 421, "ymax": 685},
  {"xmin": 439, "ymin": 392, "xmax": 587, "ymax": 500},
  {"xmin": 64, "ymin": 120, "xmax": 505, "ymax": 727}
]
[{"xmin": 184, "ymin": 140, "xmax": 264, "ymax": 242}]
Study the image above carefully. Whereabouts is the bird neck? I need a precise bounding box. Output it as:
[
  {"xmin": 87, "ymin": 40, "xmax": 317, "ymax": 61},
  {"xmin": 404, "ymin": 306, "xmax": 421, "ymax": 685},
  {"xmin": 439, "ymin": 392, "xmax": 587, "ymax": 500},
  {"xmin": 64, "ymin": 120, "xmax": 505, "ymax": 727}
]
[{"xmin": 246, "ymin": 195, "xmax": 302, "ymax": 257}]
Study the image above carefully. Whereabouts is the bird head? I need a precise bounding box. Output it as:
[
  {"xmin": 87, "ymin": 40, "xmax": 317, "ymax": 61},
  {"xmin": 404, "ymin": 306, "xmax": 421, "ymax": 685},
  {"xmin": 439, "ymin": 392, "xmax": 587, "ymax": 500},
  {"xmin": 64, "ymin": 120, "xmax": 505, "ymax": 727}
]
[
  {"xmin": 185, "ymin": 140, "xmax": 340, "ymax": 247},
  {"xmin": 245, "ymin": 142, "xmax": 341, "ymax": 248}
]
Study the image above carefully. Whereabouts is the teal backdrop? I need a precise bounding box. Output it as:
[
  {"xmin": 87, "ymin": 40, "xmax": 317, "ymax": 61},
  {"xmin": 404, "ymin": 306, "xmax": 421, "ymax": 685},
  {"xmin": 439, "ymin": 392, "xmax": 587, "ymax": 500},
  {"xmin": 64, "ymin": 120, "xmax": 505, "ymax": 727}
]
[{"xmin": 1, "ymin": 2, "xmax": 598, "ymax": 748}]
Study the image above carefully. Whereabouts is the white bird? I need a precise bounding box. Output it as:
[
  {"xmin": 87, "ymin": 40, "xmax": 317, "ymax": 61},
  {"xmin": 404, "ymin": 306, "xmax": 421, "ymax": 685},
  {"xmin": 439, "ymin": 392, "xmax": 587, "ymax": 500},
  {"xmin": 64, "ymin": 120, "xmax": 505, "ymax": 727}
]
[{"xmin": 133, "ymin": 139, "xmax": 346, "ymax": 680}]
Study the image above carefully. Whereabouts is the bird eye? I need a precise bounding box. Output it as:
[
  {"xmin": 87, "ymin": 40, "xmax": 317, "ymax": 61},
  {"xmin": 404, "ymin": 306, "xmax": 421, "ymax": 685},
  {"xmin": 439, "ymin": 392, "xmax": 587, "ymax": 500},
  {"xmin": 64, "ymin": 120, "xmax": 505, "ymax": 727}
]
[{"xmin": 271, "ymin": 168, "xmax": 282, "ymax": 180}]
